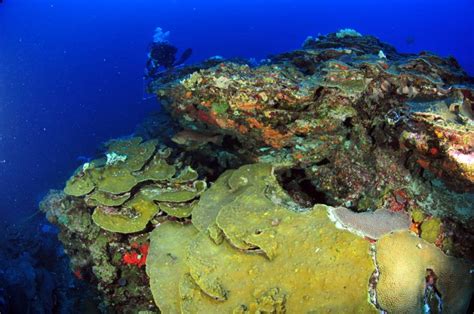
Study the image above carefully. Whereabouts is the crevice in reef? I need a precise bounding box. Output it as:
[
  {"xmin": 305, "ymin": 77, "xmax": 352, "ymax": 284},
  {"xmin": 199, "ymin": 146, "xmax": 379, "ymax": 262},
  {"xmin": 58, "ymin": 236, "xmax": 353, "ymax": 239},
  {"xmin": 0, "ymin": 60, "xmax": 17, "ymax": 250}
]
[
  {"xmin": 314, "ymin": 158, "xmax": 330, "ymax": 166},
  {"xmin": 343, "ymin": 117, "xmax": 353, "ymax": 140},
  {"xmin": 312, "ymin": 86, "xmax": 325, "ymax": 102},
  {"xmin": 276, "ymin": 168, "xmax": 330, "ymax": 207},
  {"xmin": 424, "ymin": 269, "xmax": 443, "ymax": 313},
  {"xmin": 368, "ymin": 244, "xmax": 382, "ymax": 311}
]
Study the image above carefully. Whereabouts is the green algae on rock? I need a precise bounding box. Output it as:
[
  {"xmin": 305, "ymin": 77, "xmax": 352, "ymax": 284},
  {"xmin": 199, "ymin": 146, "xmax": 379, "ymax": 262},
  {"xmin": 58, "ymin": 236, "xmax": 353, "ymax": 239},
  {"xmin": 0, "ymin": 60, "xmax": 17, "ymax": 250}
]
[{"xmin": 420, "ymin": 217, "xmax": 442, "ymax": 244}]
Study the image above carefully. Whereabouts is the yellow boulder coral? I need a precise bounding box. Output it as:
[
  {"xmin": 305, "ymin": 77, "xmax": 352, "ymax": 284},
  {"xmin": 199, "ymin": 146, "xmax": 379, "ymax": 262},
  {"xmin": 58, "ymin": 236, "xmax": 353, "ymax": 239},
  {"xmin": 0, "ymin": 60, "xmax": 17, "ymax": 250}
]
[{"xmin": 376, "ymin": 231, "xmax": 473, "ymax": 313}]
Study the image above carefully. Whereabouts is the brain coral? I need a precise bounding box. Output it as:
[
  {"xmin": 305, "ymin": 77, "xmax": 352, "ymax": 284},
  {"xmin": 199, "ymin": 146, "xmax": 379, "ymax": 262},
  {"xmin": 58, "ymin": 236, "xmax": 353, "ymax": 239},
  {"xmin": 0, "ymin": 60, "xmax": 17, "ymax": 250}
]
[{"xmin": 376, "ymin": 231, "xmax": 473, "ymax": 313}]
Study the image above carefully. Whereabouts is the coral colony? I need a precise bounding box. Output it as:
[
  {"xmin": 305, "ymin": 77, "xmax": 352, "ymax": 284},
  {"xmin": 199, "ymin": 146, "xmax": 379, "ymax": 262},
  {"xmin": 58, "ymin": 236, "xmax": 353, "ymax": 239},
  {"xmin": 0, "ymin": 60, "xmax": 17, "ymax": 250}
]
[{"xmin": 41, "ymin": 29, "xmax": 473, "ymax": 312}]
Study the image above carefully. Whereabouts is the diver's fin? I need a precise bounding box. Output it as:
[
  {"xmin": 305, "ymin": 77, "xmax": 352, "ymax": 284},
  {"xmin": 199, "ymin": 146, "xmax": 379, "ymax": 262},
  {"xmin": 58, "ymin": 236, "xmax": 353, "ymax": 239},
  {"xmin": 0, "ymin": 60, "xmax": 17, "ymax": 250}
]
[{"xmin": 174, "ymin": 48, "xmax": 192, "ymax": 66}]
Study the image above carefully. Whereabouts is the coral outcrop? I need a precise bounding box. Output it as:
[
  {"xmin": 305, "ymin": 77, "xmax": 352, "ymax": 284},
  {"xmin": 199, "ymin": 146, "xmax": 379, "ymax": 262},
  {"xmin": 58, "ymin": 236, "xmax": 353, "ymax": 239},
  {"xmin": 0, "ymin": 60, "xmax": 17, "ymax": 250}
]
[
  {"xmin": 144, "ymin": 163, "xmax": 473, "ymax": 313},
  {"xmin": 40, "ymin": 31, "xmax": 474, "ymax": 313},
  {"xmin": 147, "ymin": 163, "xmax": 377, "ymax": 313},
  {"xmin": 150, "ymin": 31, "xmax": 474, "ymax": 230},
  {"xmin": 41, "ymin": 138, "xmax": 207, "ymax": 311}
]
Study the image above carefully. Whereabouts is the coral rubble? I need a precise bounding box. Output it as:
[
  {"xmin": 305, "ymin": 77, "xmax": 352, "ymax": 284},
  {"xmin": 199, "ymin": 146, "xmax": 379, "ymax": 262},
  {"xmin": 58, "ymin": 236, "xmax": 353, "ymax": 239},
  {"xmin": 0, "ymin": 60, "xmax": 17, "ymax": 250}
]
[{"xmin": 41, "ymin": 31, "xmax": 474, "ymax": 312}]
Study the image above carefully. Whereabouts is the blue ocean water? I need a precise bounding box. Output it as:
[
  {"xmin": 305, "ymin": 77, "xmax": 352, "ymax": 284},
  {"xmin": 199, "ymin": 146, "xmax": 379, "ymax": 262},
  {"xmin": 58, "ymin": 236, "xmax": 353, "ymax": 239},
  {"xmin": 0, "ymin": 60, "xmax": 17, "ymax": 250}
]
[{"xmin": 1, "ymin": 0, "xmax": 473, "ymax": 224}]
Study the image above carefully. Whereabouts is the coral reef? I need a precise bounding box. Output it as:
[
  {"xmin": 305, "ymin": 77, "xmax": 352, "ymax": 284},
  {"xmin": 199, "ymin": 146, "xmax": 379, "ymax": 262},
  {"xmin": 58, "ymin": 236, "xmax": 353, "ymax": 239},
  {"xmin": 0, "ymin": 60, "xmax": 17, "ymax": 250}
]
[
  {"xmin": 40, "ymin": 31, "xmax": 474, "ymax": 312},
  {"xmin": 146, "ymin": 222, "xmax": 198, "ymax": 313},
  {"xmin": 150, "ymin": 31, "xmax": 474, "ymax": 230},
  {"xmin": 146, "ymin": 163, "xmax": 377, "ymax": 312},
  {"xmin": 145, "ymin": 163, "xmax": 472, "ymax": 313},
  {"xmin": 64, "ymin": 136, "xmax": 205, "ymax": 234},
  {"xmin": 41, "ymin": 189, "xmax": 157, "ymax": 312}
]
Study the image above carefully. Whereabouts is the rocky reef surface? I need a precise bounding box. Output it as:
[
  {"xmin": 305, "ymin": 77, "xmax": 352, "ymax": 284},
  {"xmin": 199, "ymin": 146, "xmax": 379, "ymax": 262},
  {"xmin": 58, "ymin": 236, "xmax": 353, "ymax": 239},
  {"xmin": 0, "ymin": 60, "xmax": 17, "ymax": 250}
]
[{"xmin": 41, "ymin": 31, "xmax": 473, "ymax": 313}]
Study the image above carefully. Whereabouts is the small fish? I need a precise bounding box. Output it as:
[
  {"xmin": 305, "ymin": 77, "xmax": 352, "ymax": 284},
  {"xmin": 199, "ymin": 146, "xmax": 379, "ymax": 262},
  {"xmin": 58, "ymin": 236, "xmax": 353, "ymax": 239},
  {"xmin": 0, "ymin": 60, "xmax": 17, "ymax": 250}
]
[{"xmin": 172, "ymin": 130, "xmax": 223, "ymax": 149}]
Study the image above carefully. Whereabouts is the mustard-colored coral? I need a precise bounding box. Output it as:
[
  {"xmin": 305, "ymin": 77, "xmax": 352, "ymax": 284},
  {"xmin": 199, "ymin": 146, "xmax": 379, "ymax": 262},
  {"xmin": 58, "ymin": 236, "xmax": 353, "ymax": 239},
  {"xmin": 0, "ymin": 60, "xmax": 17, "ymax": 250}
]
[
  {"xmin": 64, "ymin": 137, "xmax": 158, "ymax": 197},
  {"xmin": 185, "ymin": 205, "xmax": 376, "ymax": 313},
  {"xmin": 192, "ymin": 163, "xmax": 294, "ymax": 247},
  {"xmin": 158, "ymin": 201, "xmax": 198, "ymax": 218},
  {"xmin": 136, "ymin": 154, "xmax": 176, "ymax": 182},
  {"xmin": 96, "ymin": 167, "xmax": 138, "ymax": 194},
  {"xmin": 146, "ymin": 222, "xmax": 199, "ymax": 313},
  {"xmin": 106, "ymin": 137, "xmax": 158, "ymax": 172},
  {"xmin": 139, "ymin": 180, "xmax": 206, "ymax": 203},
  {"xmin": 63, "ymin": 137, "xmax": 205, "ymax": 233},
  {"xmin": 85, "ymin": 190, "xmax": 131, "ymax": 207},
  {"xmin": 92, "ymin": 193, "xmax": 159, "ymax": 234},
  {"xmin": 376, "ymin": 231, "xmax": 473, "ymax": 313},
  {"xmin": 191, "ymin": 170, "xmax": 238, "ymax": 243},
  {"xmin": 147, "ymin": 163, "xmax": 377, "ymax": 313},
  {"xmin": 64, "ymin": 170, "xmax": 95, "ymax": 196}
]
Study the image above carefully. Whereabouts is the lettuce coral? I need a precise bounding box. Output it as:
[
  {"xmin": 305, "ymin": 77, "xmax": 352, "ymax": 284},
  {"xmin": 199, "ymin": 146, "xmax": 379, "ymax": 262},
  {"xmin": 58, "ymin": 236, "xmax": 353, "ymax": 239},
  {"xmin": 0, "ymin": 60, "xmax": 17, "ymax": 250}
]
[{"xmin": 63, "ymin": 137, "xmax": 205, "ymax": 234}]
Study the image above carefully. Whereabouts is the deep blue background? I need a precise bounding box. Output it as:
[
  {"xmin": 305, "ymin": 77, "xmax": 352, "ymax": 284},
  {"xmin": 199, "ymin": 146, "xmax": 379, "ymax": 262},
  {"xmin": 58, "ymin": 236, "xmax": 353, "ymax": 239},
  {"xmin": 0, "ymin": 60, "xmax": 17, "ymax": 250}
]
[{"xmin": 1, "ymin": 0, "xmax": 473, "ymax": 223}]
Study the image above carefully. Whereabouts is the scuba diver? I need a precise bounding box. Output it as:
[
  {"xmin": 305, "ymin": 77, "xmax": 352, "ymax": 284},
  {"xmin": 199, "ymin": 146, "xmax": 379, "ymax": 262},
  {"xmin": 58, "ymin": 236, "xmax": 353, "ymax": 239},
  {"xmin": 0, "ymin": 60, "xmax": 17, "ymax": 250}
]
[{"xmin": 144, "ymin": 27, "xmax": 192, "ymax": 80}]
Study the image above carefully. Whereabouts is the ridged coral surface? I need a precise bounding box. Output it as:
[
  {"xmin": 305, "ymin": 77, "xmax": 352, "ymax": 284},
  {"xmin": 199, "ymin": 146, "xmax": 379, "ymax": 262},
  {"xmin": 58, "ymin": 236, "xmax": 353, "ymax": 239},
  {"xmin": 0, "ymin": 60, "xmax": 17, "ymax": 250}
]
[{"xmin": 376, "ymin": 231, "xmax": 473, "ymax": 313}]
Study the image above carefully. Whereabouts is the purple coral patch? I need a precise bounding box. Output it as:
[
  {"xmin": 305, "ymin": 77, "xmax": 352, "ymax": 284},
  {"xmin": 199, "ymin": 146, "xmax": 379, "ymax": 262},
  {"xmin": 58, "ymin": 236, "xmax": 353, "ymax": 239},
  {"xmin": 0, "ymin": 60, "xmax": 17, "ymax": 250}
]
[{"xmin": 328, "ymin": 207, "xmax": 411, "ymax": 239}]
